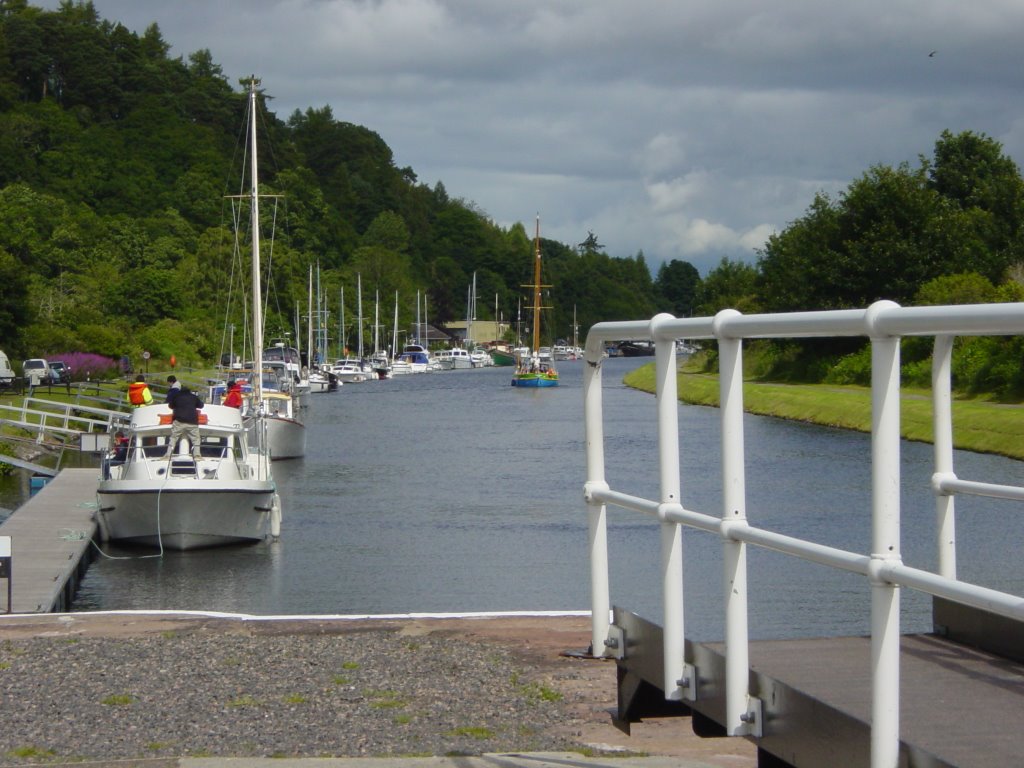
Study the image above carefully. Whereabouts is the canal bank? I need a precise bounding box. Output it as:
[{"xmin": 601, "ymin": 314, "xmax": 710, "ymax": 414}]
[
  {"xmin": 624, "ymin": 363, "xmax": 1024, "ymax": 460},
  {"xmin": 0, "ymin": 612, "xmax": 756, "ymax": 766}
]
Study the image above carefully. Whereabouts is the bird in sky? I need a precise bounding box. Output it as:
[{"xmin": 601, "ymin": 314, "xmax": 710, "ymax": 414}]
[{"xmin": 929, "ymin": 50, "xmax": 937, "ymax": 57}]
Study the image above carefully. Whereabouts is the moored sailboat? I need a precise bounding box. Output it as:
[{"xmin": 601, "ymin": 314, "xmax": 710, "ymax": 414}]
[
  {"xmin": 512, "ymin": 216, "xmax": 559, "ymax": 387},
  {"xmin": 243, "ymin": 77, "xmax": 305, "ymax": 459}
]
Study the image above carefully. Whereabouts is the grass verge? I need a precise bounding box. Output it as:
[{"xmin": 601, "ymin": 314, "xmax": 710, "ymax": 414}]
[{"xmin": 623, "ymin": 363, "xmax": 1024, "ymax": 461}]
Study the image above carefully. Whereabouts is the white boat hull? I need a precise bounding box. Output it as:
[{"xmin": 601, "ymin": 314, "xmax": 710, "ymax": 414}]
[
  {"xmin": 265, "ymin": 416, "xmax": 306, "ymax": 459},
  {"xmin": 97, "ymin": 477, "xmax": 276, "ymax": 550}
]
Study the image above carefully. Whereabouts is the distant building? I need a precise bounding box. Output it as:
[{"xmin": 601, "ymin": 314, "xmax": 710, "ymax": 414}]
[
  {"xmin": 443, "ymin": 320, "xmax": 506, "ymax": 346},
  {"xmin": 407, "ymin": 324, "xmax": 452, "ymax": 347}
]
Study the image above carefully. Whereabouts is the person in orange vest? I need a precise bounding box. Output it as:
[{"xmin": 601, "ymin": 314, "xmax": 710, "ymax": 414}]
[
  {"xmin": 126, "ymin": 375, "xmax": 153, "ymax": 408},
  {"xmin": 222, "ymin": 379, "xmax": 244, "ymax": 409}
]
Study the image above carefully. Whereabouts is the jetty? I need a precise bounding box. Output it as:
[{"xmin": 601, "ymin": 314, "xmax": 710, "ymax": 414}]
[
  {"xmin": 0, "ymin": 468, "xmax": 98, "ymax": 613},
  {"xmin": 583, "ymin": 302, "xmax": 1024, "ymax": 768}
]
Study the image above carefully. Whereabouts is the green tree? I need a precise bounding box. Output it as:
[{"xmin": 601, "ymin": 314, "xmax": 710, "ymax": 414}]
[
  {"xmin": 696, "ymin": 257, "xmax": 758, "ymax": 314},
  {"xmin": 655, "ymin": 258, "xmax": 700, "ymax": 317},
  {"xmin": 0, "ymin": 246, "xmax": 31, "ymax": 353}
]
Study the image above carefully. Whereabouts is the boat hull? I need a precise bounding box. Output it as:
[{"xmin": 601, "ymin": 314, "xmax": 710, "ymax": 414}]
[
  {"xmin": 264, "ymin": 416, "xmax": 306, "ymax": 459},
  {"xmin": 97, "ymin": 479, "xmax": 276, "ymax": 550},
  {"xmin": 511, "ymin": 373, "xmax": 559, "ymax": 387},
  {"xmin": 489, "ymin": 350, "xmax": 515, "ymax": 366}
]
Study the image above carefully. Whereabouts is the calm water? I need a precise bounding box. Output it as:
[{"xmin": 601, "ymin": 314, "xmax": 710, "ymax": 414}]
[{"xmin": 12, "ymin": 357, "xmax": 1022, "ymax": 641}]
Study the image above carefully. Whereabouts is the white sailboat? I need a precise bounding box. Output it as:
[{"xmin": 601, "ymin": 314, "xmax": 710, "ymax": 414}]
[{"xmin": 245, "ymin": 78, "xmax": 305, "ymax": 459}]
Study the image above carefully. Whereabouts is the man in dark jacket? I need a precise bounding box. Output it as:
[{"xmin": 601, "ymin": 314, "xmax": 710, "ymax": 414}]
[
  {"xmin": 165, "ymin": 374, "xmax": 182, "ymax": 405},
  {"xmin": 164, "ymin": 386, "xmax": 204, "ymax": 460}
]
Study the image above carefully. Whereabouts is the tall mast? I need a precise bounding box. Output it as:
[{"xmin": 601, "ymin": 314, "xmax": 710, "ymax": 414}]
[
  {"xmin": 307, "ymin": 265, "xmax": 314, "ymax": 366},
  {"xmin": 357, "ymin": 273, "xmax": 364, "ymax": 358},
  {"xmin": 244, "ymin": 76, "xmax": 264, "ymax": 402},
  {"xmin": 392, "ymin": 291, "xmax": 399, "ymax": 360},
  {"xmin": 531, "ymin": 215, "xmax": 542, "ymax": 355}
]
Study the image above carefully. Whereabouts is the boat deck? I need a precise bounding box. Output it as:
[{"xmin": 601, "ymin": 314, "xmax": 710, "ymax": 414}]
[{"xmin": 0, "ymin": 468, "xmax": 98, "ymax": 613}]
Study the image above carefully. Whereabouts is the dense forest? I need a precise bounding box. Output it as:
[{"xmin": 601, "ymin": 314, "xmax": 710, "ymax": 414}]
[{"xmin": 2, "ymin": 1, "xmax": 1024, "ymax": 396}]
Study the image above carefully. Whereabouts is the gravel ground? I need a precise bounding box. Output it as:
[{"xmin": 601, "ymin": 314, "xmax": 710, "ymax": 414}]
[{"xmin": 0, "ymin": 620, "xmax": 578, "ymax": 763}]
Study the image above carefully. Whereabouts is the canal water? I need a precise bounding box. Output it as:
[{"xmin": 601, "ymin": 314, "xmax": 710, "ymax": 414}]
[{"xmin": 9, "ymin": 357, "xmax": 1024, "ymax": 641}]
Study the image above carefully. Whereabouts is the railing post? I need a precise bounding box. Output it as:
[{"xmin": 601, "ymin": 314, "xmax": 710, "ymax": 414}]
[
  {"xmin": 583, "ymin": 344, "xmax": 611, "ymax": 657},
  {"xmin": 652, "ymin": 316, "xmax": 684, "ymax": 699},
  {"xmin": 932, "ymin": 335, "xmax": 956, "ymax": 579},
  {"xmin": 868, "ymin": 302, "xmax": 902, "ymax": 768},
  {"xmin": 716, "ymin": 311, "xmax": 751, "ymax": 735}
]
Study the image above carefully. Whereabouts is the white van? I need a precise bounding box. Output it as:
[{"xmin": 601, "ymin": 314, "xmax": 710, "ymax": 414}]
[
  {"xmin": 0, "ymin": 350, "xmax": 14, "ymax": 386},
  {"xmin": 22, "ymin": 358, "xmax": 52, "ymax": 386}
]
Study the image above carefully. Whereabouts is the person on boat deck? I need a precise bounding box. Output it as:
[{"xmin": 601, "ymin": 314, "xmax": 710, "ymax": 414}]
[
  {"xmin": 110, "ymin": 431, "xmax": 129, "ymax": 465},
  {"xmin": 223, "ymin": 379, "xmax": 243, "ymax": 409},
  {"xmin": 126, "ymin": 375, "xmax": 153, "ymax": 408},
  {"xmin": 164, "ymin": 386, "xmax": 204, "ymax": 460},
  {"xmin": 165, "ymin": 374, "xmax": 181, "ymax": 405}
]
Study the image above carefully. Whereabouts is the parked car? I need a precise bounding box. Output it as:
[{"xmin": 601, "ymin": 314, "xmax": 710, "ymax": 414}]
[
  {"xmin": 0, "ymin": 349, "xmax": 14, "ymax": 387},
  {"xmin": 48, "ymin": 360, "xmax": 71, "ymax": 384},
  {"xmin": 22, "ymin": 358, "xmax": 56, "ymax": 386}
]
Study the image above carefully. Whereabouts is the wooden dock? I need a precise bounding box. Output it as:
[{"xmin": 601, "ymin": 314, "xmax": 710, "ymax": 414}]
[{"xmin": 0, "ymin": 468, "xmax": 98, "ymax": 613}]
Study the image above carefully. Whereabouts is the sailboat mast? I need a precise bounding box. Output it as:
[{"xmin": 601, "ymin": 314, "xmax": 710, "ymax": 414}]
[
  {"xmin": 307, "ymin": 265, "xmax": 314, "ymax": 366},
  {"xmin": 392, "ymin": 291, "xmax": 399, "ymax": 360},
  {"xmin": 246, "ymin": 76, "xmax": 264, "ymax": 402},
  {"xmin": 373, "ymin": 290, "xmax": 380, "ymax": 355},
  {"xmin": 357, "ymin": 273, "xmax": 364, "ymax": 358},
  {"xmin": 531, "ymin": 215, "xmax": 542, "ymax": 355}
]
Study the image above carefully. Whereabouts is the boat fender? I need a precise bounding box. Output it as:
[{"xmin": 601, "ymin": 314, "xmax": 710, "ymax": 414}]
[{"xmin": 270, "ymin": 493, "xmax": 282, "ymax": 538}]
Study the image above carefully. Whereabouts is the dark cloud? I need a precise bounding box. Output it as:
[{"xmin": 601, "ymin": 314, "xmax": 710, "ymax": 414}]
[{"xmin": 36, "ymin": 0, "xmax": 1024, "ymax": 274}]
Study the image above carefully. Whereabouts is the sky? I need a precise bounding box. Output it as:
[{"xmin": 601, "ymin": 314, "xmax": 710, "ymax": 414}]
[{"xmin": 38, "ymin": 0, "xmax": 1024, "ymax": 276}]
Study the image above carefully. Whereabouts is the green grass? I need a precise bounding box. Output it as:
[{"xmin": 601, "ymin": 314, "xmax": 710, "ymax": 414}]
[
  {"xmin": 365, "ymin": 689, "xmax": 407, "ymax": 710},
  {"xmin": 227, "ymin": 694, "xmax": 260, "ymax": 708},
  {"xmin": 445, "ymin": 726, "xmax": 495, "ymax": 740},
  {"xmin": 7, "ymin": 746, "xmax": 56, "ymax": 759},
  {"xmin": 100, "ymin": 694, "xmax": 134, "ymax": 706},
  {"xmin": 624, "ymin": 363, "xmax": 1024, "ymax": 461}
]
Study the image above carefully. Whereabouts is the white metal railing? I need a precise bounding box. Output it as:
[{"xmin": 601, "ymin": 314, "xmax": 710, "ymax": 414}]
[
  {"xmin": 582, "ymin": 300, "xmax": 1024, "ymax": 768},
  {"xmin": 0, "ymin": 397, "xmax": 128, "ymax": 443}
]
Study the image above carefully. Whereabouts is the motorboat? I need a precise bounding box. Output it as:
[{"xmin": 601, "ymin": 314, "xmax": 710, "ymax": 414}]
[
  {"xmin": 469, "ymin": 347, "xmax": 491, "ymax": 367},
  {"xmin": 435, "ymin": 348, "xmax": 474, "ymax": 370},
  {"xmin": 96, "ymin": 403, "xmax": 279, "ymax": 550},
  {"xmin": 396, "ymin": 344, "xmax": 431, "ymax": 374},
  {"xmin": 332, "ymin": 358, "xmax": 370, "ymax": 383},
  {"xmin": 307, "ymin": 367, "xmax": 339, "ymax": 392},
  {"xmin": 369, "ymin": 353, "xmax": 393, "ymax": 379}
]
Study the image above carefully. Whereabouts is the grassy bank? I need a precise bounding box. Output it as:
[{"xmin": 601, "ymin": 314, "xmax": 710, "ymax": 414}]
[{"xmin": 623, "ymin": 363, "xmax": 1024, "ymax": 461}]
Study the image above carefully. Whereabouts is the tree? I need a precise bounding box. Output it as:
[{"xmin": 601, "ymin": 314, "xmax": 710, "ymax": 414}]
[
  {"xmin": 696, "ymin": 257, "xmax": 758, "ymax": 315},
  {"xmin": 655, "ymin": 259, "xmax": 700, "ymax": 317},
  {"xmin": 0, "ymin": 246, "xmax": 31, "ymax": 353},
  {"xmin": 577, "ymin": 231, "xmax": 604, "ymax": 255}
]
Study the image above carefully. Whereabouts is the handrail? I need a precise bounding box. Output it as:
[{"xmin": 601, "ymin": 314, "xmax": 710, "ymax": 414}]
[{"xmin": 582, "ymin": 300, "xmax": 1024, "ymax": 768}]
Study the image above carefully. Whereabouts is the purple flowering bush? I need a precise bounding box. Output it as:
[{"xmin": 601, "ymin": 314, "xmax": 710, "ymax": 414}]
[{"xmin": 47, "ymin": 352, "xmax": 121, "ymax": 381}]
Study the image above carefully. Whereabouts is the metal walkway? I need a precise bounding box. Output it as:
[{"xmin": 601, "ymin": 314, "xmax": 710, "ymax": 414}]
[
  {"xmin": 0, "ymin": 468, "xmax": 98, "ymax": 613},
  {"xmin": 582, "ymin": 302, "xmax": 1024, "ymax": 768}
]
